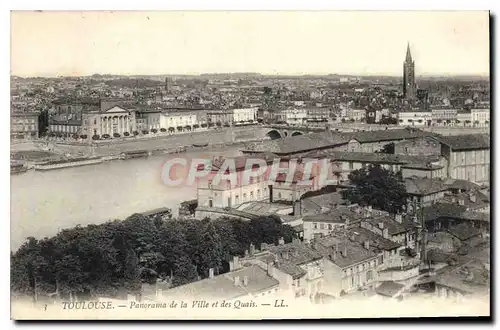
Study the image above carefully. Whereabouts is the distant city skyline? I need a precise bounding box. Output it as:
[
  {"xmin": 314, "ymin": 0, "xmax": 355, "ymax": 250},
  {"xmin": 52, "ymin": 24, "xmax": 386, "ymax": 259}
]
[{"xmin": 11, "ymin": 11, "xmax": 490, "ymax": 78}]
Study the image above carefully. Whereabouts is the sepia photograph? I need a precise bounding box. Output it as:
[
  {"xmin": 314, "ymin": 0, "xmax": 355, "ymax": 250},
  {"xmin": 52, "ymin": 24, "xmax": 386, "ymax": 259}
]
[{"xmin": 9, "ymin": 10, "xmax": 491, "ymax": 320}]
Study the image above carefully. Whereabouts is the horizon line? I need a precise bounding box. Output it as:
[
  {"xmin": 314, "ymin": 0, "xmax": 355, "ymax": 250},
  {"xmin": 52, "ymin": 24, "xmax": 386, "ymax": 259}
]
[{"xmin": 10, "ymin": 72, "xmax": 491, "ymax": 79}]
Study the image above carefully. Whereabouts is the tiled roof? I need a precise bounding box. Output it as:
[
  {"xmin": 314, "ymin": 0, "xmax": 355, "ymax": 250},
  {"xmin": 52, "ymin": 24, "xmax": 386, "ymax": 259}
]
[
  {"xmin": 345, "ymin": 127, "xmax": 435, "ymax": 144},
  {"xmin": 347, "ymin": 227, "xmax": 401, "ymax": 251},
  {"xmin": 303, "ymin": 206, "xmax": 364, "ymax": 224},
  {"xmin": 421, "ymin": 203, "xmax": 490, "ymax": 223},
  {"xmin": 434, "ymin": 260, "xmax": 490, "ymax": 295},
  {"xmin": 364, "ymin": 214, "xmax": 418, "ymax": 235},
  {"xmin": 163, "ymin": 265, "xmax": 278, "ymax": 300},
  {"xmin": 244, "ymin": 132, "xmax": 350, "ymax": 155},
  {"xmin": 376, "ymin": 281, "xmax": 405, "ymax": 297},
  {"xmin": 330, "ymin": 151, "xmax": 439, "ymax": 165},
  {"xmin": 437, "ymin": 192, "xmax": 490, "ymax": 211},
  {"xmin": 436, "ymin": 134, "xmax": 490, "ymax": 151},
  {"xmin": 442, "ymin": 178, "xmax": 482, "ymax": 191},
  {"xmin": 314, "ymin": 235, "xmax": 378, "ymax": 268},
  {"xmin": 266, "ymin": 241, "xmax": 323, "ymax": 267},
  {"xmin": 404, "ymin": 177, "xmax": 449, "ymax": 196},
  {"xmin": 446, "ymin": 223, "xmax": 481, "ymax": 241}
]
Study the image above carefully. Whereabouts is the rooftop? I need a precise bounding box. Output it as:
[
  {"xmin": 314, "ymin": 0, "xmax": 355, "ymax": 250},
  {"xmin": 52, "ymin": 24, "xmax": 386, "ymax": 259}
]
[
  {"xmin": 434, "ymin": 260, "xmax": 490, "ymax": 295},
  {"xmin": 162, "ymin": 264, "xmax": 278, "ymax": 300},
  {"xmin": 404, "ymin": 177, "xmax": 449, "ymax": 196},
  {"xmin": 302, "ymin": 206, "xmax": 365, "ymax": 224},
  {"xmin": 344, "ymin": 127, "xmax": 435, "ymax": 144},
  {"xmin": 329, "ymin": 151, "xmax": 439, "ymax": 165},
  {"xmin": 436, "ymin": 134, "xmax": 490, "ymax": 151},
  {"xmin": 313, "ymin": 235, "xmax": 378, "ymax": 268},
  {"xmin": 243, "ymin": 132, "xmax": 350, "ymax": 155}
]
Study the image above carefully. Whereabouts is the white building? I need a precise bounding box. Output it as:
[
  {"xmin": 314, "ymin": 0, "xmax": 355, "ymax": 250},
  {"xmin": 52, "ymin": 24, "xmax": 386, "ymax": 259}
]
[
  {"xmin": 160, "ymin": 111, "xmax": 199, "ymax": 131},
  {"xmin": 398, "ymin": 110, "xmax": 432, "ymax": 127},
  {"xmin": 471, "ymin": 108, "xmax": 490, "ymax": 127},
  {"xmin": 232, "ymin": 108, "xmax": 258, "ymax": 124},
  {"xmin": 284, "ymin": 108, "xmax": 307, "ymax": 126},
  {"xmin": 196, "ymin": 154, "xmax": 276, "ymax": 211}
]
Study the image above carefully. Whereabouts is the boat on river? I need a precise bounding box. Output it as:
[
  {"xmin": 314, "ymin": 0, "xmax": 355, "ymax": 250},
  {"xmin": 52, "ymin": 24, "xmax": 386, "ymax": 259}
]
[{"xmin": 33, "ymin": 157, "xmax": 103, "ymax": 171}]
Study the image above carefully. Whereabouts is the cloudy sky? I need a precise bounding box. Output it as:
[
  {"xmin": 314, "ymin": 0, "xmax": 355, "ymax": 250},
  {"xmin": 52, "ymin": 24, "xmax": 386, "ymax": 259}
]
[{"xmin": 11, "ymin": 11, "xmax": 489, "ymax": 77}]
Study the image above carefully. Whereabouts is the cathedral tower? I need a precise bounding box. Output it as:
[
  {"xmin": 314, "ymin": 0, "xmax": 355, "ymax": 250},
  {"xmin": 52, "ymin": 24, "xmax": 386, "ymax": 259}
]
[{"xmin": 403, "ymin": 43, "xmax": 416, "ymax": 101}]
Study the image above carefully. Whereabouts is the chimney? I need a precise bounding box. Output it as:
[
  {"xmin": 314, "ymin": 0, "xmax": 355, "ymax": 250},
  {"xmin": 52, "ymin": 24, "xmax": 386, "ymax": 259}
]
[
  {"xmin": 209, "ymin": 268, "xmax": 214, "ymax": 279},
  {"xmin": 458, "ymin": 198, "xmax": 465, "ymax": 206},
  {"xmin": 364, "ymin": 240, "xmax": 370, "ymax": 250},
  {"xmin": 278, "ymin": 237, "xmax": 285, "ymax": 245},
  {"xmin": 243, "ymin": 276, "xmax": 248, "ymax": 286},
  {"xmin": 383, "ymin": 228, "xmax": 389, "ymax": 239},
  {"xmin": 451, "ymin": 196, "xmax": 456, "ymax": 203},
  {"xmin": 234, "ymin": 276, "xmax": 240, "ymax": 286},
  {"xmin": 395, "ymin": 213, "xmax": 403, "ymax": 224},
  {"xmin": 249, "ymin": 243, "xmax": 255, "ymax": 256},
  {"xmin": 378, "ymin": 222, "xmax": 384, "ymax": 229}
]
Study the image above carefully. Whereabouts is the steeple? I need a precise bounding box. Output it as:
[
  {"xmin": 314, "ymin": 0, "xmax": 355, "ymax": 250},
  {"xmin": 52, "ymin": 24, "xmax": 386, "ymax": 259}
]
[{"xmin": 405, "ymin": 42, "xmax": 413, "ymax": 63}]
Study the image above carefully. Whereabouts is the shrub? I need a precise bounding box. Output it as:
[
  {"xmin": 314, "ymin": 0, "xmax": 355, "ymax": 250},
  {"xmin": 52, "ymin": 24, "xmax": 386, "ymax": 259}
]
[
  {"xmin": 72, "ymin": 134, "xmax": 79, "ymax": 139},
  {"xmin": 133, "ymin": 131, "xmax": 139, "ymax": 136},
  {"xmin": 151, "ymin": 128, "xmax": 158, "ymax": 133},
  {"xmin": 193, "ymin": 124, "xmax": 199, "ymax": 129},
  {"xmin": 92, "ymin": 135, "xmax": 100, "ymax": 140},
  {"xmin": 102, "ymin": 134, "xmax": 111, "ymax": 139},
  {"xmin": 168, "ymin": 127, "xmax": 175, "ymax": 133},
  {"xmin": 160, "ymin": 128, "xmax": 167, "ymax": 132},
  {"xmin": 80, "ymin": 134, "xmax": 87, "ymax": 139},
  {"xmin": 201, "ymin": 123, "xmax": 208, "ymax": 128},
  {"xmin": 123, "ymin": 132, "xmax": 130, "ymax": 137},
  {"xmin": 113, "ymin": 133, "xmax": 121, "ymax": 138},
  {"xmin": 142, "ymin": 130, "xmax": 149, "ymax": 135}
]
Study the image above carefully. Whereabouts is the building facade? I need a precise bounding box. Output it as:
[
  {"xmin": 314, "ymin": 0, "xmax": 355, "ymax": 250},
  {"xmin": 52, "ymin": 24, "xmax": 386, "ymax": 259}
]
[{"xmin": 11, "ymin": 112, "xmax": 39, "ymax": 139}]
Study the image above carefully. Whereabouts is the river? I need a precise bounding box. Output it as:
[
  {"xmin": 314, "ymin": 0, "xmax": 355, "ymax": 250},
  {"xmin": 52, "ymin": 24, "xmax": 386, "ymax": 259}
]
[{"xmin": 10, "ymin": 146, "xmax": 242, "ymax": 251}]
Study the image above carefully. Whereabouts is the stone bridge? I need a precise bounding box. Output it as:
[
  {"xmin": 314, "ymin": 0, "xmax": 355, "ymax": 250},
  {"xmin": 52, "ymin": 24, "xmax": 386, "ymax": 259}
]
[{"xmin": 261, "ymin": 125, "xmax": 324, "ymax": 140}]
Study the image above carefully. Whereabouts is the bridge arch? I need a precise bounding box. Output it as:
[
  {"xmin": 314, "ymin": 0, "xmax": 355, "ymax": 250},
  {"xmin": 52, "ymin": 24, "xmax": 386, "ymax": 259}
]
[
  {"xmin": 267, "ymin": 129, "xmax": 282, "ymax": 140},
  {"xmin": 291, "ymin": 131, "xmax": 303, "ymax": 136}
]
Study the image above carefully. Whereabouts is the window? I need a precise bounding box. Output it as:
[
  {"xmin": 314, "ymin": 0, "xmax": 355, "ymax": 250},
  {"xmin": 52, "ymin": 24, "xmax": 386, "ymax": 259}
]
[
  {"xmin": 208, "ymin": 180, "xmax": 212, "ymax": 189},
  {"xmin": 257, "ymin": 189, "xmax": 261, "ymax": 198},
  {"xmin": 349, "ymin": 162, "xmax": 354, "ymax": 170},
  {"xmin": 320, "ymin": 223, "xmax": 325, "ymax": 230},
  {"xmin": 250, "ymin": 191, "xmax": 254, "ymax": 200},
  {"xmin": 243, "ymin": 193, "xmax": 247, "ymax": 201},
  {"xmin": 313, "ymin": 223, "xmax": 318, "ymax": 229},
  {"xmin": 328, "ymin": 224, "xmax": 332, "ymax": 230},
  {"xmin": 249, "ymin": 177, "xmax": 253, "ymax": 184},
  {"xmin": 366, "ymin": 270, "xmax": 373, "ymax": 281}
]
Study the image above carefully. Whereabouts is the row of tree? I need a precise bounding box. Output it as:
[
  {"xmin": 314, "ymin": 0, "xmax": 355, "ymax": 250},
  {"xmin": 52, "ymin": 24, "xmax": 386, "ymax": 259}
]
[{"xmin": 11, "ymin": 214, "xmax": 296, "ymax": 301}]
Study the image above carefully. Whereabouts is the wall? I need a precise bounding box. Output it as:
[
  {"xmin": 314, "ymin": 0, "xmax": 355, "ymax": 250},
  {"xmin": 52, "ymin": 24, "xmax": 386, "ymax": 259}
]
[
  {"xmin": 448, "ymin": 149, "xmax": 490, "ymax": 184},
  {"xmin": 394, "ymin": 137, "xmax": 441, "ymax": 156}
]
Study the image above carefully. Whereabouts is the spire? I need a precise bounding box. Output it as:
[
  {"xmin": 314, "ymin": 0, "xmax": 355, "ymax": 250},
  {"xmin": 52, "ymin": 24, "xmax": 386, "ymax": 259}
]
[{"xmin": 405, "ymin": 42, "xmax": 413, "ymax": 63}]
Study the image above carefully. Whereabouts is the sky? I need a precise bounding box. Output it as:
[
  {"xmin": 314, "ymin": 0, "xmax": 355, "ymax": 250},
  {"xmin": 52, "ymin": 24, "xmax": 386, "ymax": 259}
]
[{"xmin": 10, "ymin": 11, "xmax": 490, "ymax": 77}]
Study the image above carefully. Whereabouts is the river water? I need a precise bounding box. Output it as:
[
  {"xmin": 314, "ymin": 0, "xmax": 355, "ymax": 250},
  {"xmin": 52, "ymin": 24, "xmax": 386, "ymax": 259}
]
[{"xmin": 10, "ymin": 146, "xmax": 241, "ymax": 251}]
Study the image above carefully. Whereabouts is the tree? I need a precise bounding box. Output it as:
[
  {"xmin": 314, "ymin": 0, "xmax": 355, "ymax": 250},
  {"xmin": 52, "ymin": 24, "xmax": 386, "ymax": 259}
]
[
  {"xmin": 198, "ymin": 221, "xmax": 224, "ymax": 277},
  {"xmin": 343, "ymin": 164, "xmax": 408, "ymax": 214},
  {"xmin": 160, "ymin": 128, "xmax": 167, "ymax": 133},
  {"xmin": 168, "ymin": 127, "xmax": 175, "ymax": 133},
  {"xmin": 378, "ymin": 143, "xmax": 395, "ymax": 154},
  {"xmin": 151, "ymin": 128, "xmax": 158, "ymax": 133}
]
